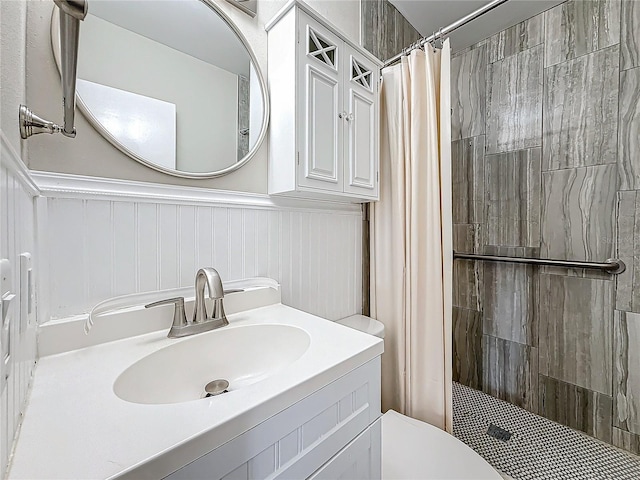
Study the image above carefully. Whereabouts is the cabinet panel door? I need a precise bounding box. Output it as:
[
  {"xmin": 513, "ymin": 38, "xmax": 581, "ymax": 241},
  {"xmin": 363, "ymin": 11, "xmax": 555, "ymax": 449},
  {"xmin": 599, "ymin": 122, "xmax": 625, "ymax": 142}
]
[
  {"xmin": 308, "ymin": 419, "xmax": 381, "ymax": 480},
  {"xmin": 343, "ymin": 46, "xmax": 378, "ymax": 199},
  {"xmin": 297, "ymin": 12, "xmax": 344, "ymax": 193}
]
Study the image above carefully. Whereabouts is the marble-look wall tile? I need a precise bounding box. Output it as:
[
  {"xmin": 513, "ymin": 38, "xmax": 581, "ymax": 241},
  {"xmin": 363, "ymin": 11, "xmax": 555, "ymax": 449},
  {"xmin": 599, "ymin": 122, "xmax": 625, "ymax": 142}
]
[
  {"xmin": 453, "ymin": 224, "xmax": 483, "ymax": 254},
  {"xmin": 484, "ymin": 245, "xmax": 539, "ymax": 258},
  {"xmin": 539, "ymin": 274, "xmax": 614, "ymax": 395},
  {"xmin": 361, "ymin": 0, "xmax": 381, "ymax": 59},
  {"xmin": 361, "ymin": 1, "xmax": 375, "ymax": 59},
  {"xmin": 451, "ymin": 46, "xmax": 486, "ymax": 140},
  {"xmin": 539, "ymin": 264, "xmax": 612, "ymax": 281},
  {"xmin": 539, "ymin": 375, "xmax": 613, "ymax": 443},
  {"xmin": 486, "ymin": 45, "xmax": 543, "ymax": 154},
  {"xmin": 621, "ymin": 0, "xmax": 640, "ymax": 70},
  {"xmin": 453, "ymin": 258, "xmax": 483, "ymax": 312},
  {"xmin": 483, "ymin": 335, "xmax": 538, "ymax": 413},
  {"xmin": 360, "ymin": 0, "xmax": 420, "ymax": 62},
  {"xmin": 453, "ymin": 307, "xmax": 483, "ymax": 390},
  {"xmin": 453, "ymin": 39, "xmax": 488, "ymax": 59},
  {"xmin": 489, "ymin": 13, "xmax": 544, "ymax": 63},
  {"xmin": 452, "ymin": 136, "xmax": 485, "ymax": 224},
  {"xmin": 616, "ymin": 191, "xmax": 640, "ymax": 312},
  {"xmin": 237, "ymin": 75, "xmax": 249, "ymax": 160},
  {"xmin": 614, "ymin": 311, "xmax": 640, "ymax": 435},
  {"xmin": 544, "ymin": 0, "xmax": 621, "ymax": 67},
  {"xmin": 543, "ymin": 46, "xmax": 619, "ymax": 170},
  {"xmin": 382, "ymin": 0, "xmax": 399, "ymax": 61},
  {"xmin": 484, "ymin": 246, "xmax": 539, "ymax": 346},
  {"xmin": 613, "ymin": 427, "xmax": 640, "ymax": 455},
  {"xmin": 618, "ymin": 67, "xmax": 640, "ymax": 190},
  {"xmin": 394, "ymin": 5, "xmax": 421, "ymax": 60},
  {"xmin": 540, "ymin": 164, "xmax": 617, "ymax": 262},
  {"xmin": 485, "ymin": 148, "xmax": 541, "ymax": 247}
]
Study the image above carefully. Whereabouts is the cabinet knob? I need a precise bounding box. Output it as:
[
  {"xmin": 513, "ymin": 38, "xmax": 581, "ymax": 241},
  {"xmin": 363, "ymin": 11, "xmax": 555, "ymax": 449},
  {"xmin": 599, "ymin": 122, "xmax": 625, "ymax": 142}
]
[
  {"xmin": 338, "ymin": 112, "xmax": 345, "ymax": 119},
  {"xmin": 346, "ymin": 113, "xmax": 354, "ymax": 122}
]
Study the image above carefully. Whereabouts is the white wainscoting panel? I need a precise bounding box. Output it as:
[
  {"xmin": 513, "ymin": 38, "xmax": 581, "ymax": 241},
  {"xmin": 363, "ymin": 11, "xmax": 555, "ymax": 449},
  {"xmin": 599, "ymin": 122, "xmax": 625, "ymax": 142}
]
[
  {"xmin": 38, "ymin": 173, "xmax": 363, "ymax": 322},
  {"xmin": 0, "ymin": 133, "xmax": 38, "ymax": 478}
]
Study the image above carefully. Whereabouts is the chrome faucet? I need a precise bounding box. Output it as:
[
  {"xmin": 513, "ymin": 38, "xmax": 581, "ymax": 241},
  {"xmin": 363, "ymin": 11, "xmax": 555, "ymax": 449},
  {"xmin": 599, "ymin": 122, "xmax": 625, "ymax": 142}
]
[
  {"xmin": 193, "ymin": 268, "xmax": 228, "ymax": 327},
  {"xmin": 145, "ymin": 267, "xmax": 230, "ymax": 338}
]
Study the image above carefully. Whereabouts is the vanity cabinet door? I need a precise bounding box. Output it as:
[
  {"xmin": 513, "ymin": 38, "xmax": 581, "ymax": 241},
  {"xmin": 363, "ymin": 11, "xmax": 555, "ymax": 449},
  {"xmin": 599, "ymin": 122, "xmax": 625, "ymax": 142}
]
[
  {"xmin": 308, "ymin": 418, "xmax": 381, "ymax": 480},
  {"xmin": 297, "ymin": 11, "xmax": 344, "ymax": 193},
  {"xmin": 163, "ymin": 358, "xmax": 381, "ymax": 480},
  {"xmin": 343, "ymin": 45, "xmax": 379, "ymax": 199}
]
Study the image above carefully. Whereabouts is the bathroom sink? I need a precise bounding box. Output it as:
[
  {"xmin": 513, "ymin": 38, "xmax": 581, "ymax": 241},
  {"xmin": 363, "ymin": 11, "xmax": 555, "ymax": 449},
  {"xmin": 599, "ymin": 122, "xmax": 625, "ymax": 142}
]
[
  {"xmin": 10, "ymin": 302, "xmax": 384, "ymax": 480},
  {"xmin": 114, "ymin": 324, "xmax": 310, "ymax": 404}
]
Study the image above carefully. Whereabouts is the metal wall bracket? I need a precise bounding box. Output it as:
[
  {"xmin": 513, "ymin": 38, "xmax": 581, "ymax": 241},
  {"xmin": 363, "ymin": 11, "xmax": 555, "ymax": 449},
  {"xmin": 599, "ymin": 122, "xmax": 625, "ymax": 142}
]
[
  {"xmin": 19, "ymin": 0, "xmax": 87, "ymax": 140},
  {"xmin": 19, "ymin": 105, "xmax": 67, "ymax": 139}
]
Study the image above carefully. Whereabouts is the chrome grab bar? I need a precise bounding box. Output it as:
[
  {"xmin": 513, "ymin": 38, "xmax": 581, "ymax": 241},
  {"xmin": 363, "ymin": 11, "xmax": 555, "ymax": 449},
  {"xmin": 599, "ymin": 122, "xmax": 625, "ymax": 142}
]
[{"xmin": 453, "ymin": 252, "xmax": 626, "ymax": 275}]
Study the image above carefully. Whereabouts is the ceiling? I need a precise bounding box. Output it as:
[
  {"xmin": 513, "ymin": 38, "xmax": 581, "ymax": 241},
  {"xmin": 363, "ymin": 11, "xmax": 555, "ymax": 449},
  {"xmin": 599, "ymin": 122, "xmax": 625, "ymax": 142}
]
[{"xmin": 388, "ymin": 0, "xmax": 564, "ymax": 53}]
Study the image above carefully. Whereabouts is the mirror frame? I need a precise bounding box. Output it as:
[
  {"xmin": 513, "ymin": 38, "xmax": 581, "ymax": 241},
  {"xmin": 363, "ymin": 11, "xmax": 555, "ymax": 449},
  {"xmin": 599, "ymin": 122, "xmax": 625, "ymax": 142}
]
[{"xmin": 51, "ymin": 0, "xmax": 270, "ymax": 179}]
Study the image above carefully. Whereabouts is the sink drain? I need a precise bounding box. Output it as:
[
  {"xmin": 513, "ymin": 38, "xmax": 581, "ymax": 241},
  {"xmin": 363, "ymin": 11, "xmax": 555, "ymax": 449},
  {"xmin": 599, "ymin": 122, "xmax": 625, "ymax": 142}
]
[{"xmin": 204, "ymin": 379, "xmax": 229, "ymax": 398}]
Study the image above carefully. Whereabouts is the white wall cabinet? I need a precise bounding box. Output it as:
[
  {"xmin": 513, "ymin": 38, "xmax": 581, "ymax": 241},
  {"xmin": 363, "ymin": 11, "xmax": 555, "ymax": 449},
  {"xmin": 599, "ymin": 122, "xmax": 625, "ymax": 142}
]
[
  {"xmin": 164, "ymin": 358, "xmax": 381, "ymax": 479},
  {"xmin": 266, "ymin": 0, "xmax": 381, "ymax": 202}
]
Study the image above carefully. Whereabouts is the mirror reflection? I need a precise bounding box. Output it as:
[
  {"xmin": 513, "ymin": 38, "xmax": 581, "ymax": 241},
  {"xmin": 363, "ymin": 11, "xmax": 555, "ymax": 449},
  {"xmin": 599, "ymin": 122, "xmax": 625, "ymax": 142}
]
[{"xmin": 65, "ymin": 0, "xmax": 266, "ymax": 177}]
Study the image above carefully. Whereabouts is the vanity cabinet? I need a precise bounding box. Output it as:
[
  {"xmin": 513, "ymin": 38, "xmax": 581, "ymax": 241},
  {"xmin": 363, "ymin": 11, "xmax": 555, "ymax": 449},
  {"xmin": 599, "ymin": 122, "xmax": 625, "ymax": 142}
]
[
  {"xmin": 266, "ymin": 1, "xmax": 381, "ymax": 202},
  {"xmin": 164, "ymin": 358, "xmax": 381, "ymax": 480}
]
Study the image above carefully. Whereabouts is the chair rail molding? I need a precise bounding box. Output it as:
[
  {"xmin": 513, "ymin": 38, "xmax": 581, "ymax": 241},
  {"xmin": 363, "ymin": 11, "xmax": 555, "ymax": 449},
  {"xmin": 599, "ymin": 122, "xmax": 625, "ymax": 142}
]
[{"xmin": 31, "ymin": 171, "xmax": 363, "ymax": 214}]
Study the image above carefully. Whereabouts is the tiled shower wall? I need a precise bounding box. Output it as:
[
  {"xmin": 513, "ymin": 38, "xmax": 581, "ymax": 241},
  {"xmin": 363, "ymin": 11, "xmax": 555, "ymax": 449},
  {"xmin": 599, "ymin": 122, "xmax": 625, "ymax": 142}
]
[
  {"xmin": 360, "ymin": 0, "xmax": 420, "ymax": 63},
  {"xmin": 451, "ymin": 0, "xmax": 640, "ymax": 454}
]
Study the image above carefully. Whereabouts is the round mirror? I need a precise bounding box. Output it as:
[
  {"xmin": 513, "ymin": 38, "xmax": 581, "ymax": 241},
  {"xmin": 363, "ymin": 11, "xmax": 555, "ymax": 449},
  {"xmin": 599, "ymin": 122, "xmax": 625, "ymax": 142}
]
[{"xmin": 52, "ymin": 0, "xmax": 269, "ymax": 179}]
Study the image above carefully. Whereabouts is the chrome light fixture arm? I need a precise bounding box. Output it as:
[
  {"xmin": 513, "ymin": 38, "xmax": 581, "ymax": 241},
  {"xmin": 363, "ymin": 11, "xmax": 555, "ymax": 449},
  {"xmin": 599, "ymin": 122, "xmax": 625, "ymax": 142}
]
[{"xmin": 19, "ymin": 0, "xmax": 87, "ymax": 139}]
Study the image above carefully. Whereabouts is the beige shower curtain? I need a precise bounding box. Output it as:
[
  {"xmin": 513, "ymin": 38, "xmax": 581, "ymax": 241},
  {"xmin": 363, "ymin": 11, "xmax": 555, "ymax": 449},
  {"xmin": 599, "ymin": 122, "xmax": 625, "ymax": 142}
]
[{"xmin": 370, "ymin": 41, "xmax": 453, "ymax": 432}]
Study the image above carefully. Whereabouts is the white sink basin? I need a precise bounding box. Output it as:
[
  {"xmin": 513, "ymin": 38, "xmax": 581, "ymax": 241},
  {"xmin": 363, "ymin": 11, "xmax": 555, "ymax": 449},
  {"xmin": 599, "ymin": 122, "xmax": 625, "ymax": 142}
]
[
  {"xmin": 10, "ymin": 301, "xmax": 384, "ymax": 480},
  {"xmin": 114, "ymin": 324, "xmax": 311, "ymax": 404}
]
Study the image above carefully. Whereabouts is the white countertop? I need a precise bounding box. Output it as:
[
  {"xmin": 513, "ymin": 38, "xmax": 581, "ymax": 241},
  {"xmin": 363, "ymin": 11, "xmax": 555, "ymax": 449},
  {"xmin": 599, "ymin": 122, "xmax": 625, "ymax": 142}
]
[{"xmin": 8, "ymin": 303, "xmax": 382, "ymax": 479}]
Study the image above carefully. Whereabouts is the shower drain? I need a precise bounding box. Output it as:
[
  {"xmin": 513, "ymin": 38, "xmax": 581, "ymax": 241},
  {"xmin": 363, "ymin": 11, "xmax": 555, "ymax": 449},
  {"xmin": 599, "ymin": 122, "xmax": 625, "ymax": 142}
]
[{"xmin": 486, "ymin": 424, "xmax": 512, "ymax": 442}]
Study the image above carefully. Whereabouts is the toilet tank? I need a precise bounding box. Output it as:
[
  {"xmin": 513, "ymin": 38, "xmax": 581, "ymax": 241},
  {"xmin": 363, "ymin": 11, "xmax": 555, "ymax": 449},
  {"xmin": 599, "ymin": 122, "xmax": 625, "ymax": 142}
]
[{"xmin": 337, "ymin": 314, "xmax": 385, "ymax": 339}]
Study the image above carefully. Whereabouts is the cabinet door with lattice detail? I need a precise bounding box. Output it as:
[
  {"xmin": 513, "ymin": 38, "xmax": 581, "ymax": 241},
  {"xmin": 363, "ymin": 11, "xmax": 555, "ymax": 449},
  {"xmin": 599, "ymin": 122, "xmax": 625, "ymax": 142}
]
[
  {"xmin": 343, "ymin": 45, "xmax": 378, "ymax": 199},
  {"xmin": 297, "ymin": 11, "xmax": 344, "ymax": 193}
]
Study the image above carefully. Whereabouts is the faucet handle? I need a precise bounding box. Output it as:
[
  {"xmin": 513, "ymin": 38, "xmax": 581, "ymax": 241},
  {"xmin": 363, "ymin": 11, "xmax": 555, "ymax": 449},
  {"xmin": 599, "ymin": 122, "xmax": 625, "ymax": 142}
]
[{"xmin": 145, "ymin": 297, "xmax": 188, "ymax": 338}]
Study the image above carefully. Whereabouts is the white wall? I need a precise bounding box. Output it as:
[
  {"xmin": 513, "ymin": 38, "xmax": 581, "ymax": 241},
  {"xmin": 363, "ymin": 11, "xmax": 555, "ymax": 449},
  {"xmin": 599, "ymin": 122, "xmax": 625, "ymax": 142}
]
[
  {"xmin": 0, "ymin": 2, "xmax": 38, "ymax": 478},
  {"xmin": 1, "ymin": 0, "xmax": 27, "ymax": 155},
  {"xmin": 25, "ymin": 0, "xmax": 361, "ymax": 193},
  {"xmin": 37, "ymin": 174, "xmax": 363, "ymax": 322},
  {"xmin": 79, "ymin": 15, "xmax": 239, "ymax": 173},
  {"xmin": 1, "ymin": 2, "xmax": 363, "ymax": 475}
]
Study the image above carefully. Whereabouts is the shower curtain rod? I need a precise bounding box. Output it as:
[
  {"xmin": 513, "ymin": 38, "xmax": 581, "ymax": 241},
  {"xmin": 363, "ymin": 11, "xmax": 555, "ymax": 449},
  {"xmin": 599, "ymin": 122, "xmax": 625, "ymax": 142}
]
[{"xmin": 382, "ymin": 0, "xmax": 510, "ymax": 68}]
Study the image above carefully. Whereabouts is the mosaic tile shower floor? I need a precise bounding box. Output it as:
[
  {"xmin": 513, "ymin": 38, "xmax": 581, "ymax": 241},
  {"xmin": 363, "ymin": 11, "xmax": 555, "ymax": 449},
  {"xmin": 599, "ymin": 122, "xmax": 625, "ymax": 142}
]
[{"xmin": 453, "ymin": 383, "xmax": 640, "ymax": 479}]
